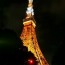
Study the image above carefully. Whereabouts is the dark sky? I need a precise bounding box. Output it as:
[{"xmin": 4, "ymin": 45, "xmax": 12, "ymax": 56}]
[{"xmin": 0, "ymin": 0, "xmax": 65, "ymax": 65}]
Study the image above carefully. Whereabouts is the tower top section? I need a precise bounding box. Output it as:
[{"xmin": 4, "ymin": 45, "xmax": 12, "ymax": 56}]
[
  {"xmin": 26, "ymin": 0, "xmax": 34, "ymax": 18},
  {"xmin": 23, "ymin": 0, "xmax": 36, "ymax": 27}
]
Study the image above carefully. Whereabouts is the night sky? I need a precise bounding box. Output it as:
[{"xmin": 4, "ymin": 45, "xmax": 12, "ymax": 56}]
[{"xmin": 0, "ymin": 0, "xmax": 65, "ymax": 65}]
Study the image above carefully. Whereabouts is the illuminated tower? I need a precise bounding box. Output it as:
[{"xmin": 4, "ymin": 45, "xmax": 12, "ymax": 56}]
[{"xmin": 20, "ymin": 0, "xmax": 49, "ymax": 65}]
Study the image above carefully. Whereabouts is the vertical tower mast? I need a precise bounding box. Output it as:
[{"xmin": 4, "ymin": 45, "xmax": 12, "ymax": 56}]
[
  {"xmin": 26, "ymin": 0, "xmax": 34, "ymax": 17},
  {"xmin": 20, "ymin": 0, "xmax": 49, "ymax": 65}
]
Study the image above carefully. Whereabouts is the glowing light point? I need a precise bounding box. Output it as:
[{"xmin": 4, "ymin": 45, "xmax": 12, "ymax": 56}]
[{"xmin": 28, "ymin": 59, "xmax": 34, "ymax": 64}]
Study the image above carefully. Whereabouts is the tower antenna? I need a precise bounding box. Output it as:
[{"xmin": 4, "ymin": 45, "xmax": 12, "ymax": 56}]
[{"xmin": 26, "ymin": 0, "xmax": 34, "ymax": 18}]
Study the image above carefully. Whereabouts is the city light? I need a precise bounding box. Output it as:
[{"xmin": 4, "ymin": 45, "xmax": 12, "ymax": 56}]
[{"xmin": 28, "ymin": 59, "xmax": 34, "ymax": 65}]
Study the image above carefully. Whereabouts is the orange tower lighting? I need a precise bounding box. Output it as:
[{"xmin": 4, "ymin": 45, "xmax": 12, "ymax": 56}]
[{"xmin": 20, "ymin": 0, "xmax": 49, "ymax": 65}]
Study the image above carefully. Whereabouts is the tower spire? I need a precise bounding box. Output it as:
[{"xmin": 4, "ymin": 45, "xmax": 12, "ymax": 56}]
[{"xmin": 26, "ymin": 0, "xmax": 34, "ymax": 18}]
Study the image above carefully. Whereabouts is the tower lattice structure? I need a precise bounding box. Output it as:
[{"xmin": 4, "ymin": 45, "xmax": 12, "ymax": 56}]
[{"xmin": 20, "ymin": 0, "xmax": 49, "ymax": 65}]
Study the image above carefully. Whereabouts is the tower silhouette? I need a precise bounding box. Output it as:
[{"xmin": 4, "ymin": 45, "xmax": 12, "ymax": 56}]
[{"xmin": 20, "ymin": 0, "xmax": 49, "ymax": 65}]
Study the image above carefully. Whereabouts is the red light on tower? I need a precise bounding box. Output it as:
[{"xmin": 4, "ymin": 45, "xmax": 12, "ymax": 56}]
[{"xmin": 28, "ymin": 59, "xmax": 34, "ymax": 65}]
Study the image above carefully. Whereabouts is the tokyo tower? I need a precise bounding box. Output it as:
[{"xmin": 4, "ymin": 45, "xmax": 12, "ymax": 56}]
[{"xmin": 20, "ymin": 0, "xmax": 49, "ymax": 65}]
